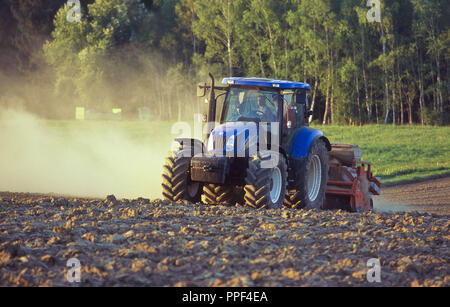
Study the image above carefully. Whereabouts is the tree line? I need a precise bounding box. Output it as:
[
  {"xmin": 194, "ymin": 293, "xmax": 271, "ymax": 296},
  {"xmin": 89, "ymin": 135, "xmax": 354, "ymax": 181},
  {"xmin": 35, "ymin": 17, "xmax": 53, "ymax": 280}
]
[{"xmin": 0, "ymin": 0, "xmax": 448, "ymax": 124}]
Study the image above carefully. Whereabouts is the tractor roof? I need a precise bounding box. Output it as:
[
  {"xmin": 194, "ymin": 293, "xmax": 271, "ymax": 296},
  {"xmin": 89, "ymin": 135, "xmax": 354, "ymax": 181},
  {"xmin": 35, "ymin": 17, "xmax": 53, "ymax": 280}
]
[{"xmin": 222, "ymin": 77, "xmax": 311, "ymax": 90}]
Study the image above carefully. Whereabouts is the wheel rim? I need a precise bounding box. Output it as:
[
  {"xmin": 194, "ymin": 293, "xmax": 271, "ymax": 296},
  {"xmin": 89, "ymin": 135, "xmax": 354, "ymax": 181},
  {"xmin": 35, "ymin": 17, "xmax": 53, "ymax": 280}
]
[
  {"xmin": 270, "ymin": 167, "xmax": 282, "ymax": 203},
  {"xmin": 186, "ymin": 181, "xmax": 200, "ymax": 198},
  {"xmin": 307, "ymin": 155, "xmax": 322, "ymax": 202}
]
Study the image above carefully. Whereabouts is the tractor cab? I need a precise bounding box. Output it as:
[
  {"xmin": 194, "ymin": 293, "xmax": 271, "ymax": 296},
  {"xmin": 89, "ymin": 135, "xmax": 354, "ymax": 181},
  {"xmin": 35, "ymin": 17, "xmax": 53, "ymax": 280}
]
[
  {"xmin": 198, "ymin": 76, "xmax": 315, "ymax": 155},
  {"xmin": 220, "ymin": 77, "xmax": 311, "ymax": 126},
  {"xmin": 220, "ymin": 78, "xmax": 312, "ymax": 148}
]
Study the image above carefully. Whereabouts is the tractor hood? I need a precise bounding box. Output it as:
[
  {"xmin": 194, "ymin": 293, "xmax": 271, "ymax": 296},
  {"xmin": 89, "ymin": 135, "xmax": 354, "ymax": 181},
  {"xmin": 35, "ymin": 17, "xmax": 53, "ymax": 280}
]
[{"xmin": 207, "ymin": 122, "xmax": 259, "ymax": 154}]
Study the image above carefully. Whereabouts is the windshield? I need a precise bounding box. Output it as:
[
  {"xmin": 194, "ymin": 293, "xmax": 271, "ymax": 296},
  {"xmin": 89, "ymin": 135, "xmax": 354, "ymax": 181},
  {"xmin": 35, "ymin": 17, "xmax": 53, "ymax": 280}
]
[{"xmin": 222, "ymin": 88, "xmax": 280, "ymax": 123}]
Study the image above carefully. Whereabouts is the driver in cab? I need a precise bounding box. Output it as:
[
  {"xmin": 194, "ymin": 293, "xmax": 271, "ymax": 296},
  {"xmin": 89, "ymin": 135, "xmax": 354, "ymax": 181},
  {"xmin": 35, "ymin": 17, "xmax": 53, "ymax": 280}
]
[{"xmin": 255, "ymin": 95, "xmax": 277, "ymax": 122}]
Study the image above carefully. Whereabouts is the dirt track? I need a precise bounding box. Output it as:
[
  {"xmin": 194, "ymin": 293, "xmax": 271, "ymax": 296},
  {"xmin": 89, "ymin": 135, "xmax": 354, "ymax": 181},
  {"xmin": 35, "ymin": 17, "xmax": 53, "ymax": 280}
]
[
  {"xmin": 0, "ymin": 184, "xmax": 449, "ymax": 287},
  {"xmin": 374, "ymin": 177, "xmax": 450, "ymax": 215}
]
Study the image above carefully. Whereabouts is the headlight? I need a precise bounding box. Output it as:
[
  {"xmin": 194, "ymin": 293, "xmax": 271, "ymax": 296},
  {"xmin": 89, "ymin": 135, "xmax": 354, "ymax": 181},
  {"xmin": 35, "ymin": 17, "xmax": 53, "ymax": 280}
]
[{"xmin": 226, "ymin": 135, "xmax": 235, "ymax": 151}]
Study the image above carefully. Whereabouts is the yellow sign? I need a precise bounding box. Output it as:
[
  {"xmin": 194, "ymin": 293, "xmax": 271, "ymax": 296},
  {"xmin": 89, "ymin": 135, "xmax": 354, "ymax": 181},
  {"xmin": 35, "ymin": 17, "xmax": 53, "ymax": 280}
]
[{"xmin": 75, "ymin": 107, "xmax": 85, "ymax": 120}]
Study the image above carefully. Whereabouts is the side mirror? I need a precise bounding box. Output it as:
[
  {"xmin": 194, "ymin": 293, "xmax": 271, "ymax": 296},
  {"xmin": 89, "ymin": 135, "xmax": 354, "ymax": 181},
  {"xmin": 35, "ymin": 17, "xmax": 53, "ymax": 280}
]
[
  {"xmin": 294, "ymin": 90, "xmax": 307, "ymax": 104},
  {"xmin": 306, "ymin": 93, "xmax": 312, "ymax": 108},
  {"xmin": 287, "ymin": 108, "xmax": 296, "ymax": 129},
  {"xmin": 197, "ymin": 82, "xmax": 207, "ymax": 97}
]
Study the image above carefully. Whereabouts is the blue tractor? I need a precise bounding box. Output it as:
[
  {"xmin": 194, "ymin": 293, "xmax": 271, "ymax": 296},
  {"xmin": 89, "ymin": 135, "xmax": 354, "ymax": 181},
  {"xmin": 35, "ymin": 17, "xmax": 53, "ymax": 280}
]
[{"xmin": 162, "ymin": 74, "xmax": 380, "ymax": 211}]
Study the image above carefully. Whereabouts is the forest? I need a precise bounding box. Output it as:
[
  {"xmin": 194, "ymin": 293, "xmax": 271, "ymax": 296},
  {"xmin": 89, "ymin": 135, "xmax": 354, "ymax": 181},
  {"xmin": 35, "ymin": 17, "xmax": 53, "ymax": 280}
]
[{"xmin": 0, "ymin": 0, "xmax": 448, "ymax": 124}]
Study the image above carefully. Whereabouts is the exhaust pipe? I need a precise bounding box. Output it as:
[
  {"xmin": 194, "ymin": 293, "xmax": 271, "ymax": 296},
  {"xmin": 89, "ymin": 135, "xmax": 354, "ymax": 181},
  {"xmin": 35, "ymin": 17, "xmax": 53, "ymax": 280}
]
[{"xmin": 206, "ymin": 73, "xmax": 216, "ymax": 140}]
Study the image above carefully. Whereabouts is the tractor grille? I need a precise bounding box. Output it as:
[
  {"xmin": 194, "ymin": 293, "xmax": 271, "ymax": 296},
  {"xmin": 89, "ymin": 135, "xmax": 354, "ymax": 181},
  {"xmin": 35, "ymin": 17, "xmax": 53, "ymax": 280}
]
[{"xmin": 212, "ymin": 134, "xmax": 245, "ymax": 152}]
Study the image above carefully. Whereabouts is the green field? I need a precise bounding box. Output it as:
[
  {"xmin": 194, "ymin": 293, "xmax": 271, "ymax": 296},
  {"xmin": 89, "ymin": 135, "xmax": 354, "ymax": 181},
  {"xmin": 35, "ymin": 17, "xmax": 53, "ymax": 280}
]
[
  {"xmin": 42, "ymin": 121, "xmax": 450, "ymax": 186},
  {"xmin": 318, "ymin": 125, "xmax": 450, "ymax": 186}
]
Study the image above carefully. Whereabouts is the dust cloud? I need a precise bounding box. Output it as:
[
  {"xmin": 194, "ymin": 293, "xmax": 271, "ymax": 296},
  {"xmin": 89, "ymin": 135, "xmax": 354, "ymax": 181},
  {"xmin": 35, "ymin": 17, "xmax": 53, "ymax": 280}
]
[{"xmin": 0, "ymin": 109, "xmax": 175, "ymax": 199}]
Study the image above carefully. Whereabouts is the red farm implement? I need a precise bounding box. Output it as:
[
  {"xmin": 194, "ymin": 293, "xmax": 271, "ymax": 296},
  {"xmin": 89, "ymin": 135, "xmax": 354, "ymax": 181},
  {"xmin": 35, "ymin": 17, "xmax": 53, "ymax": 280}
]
[{"xmin": 324, "ymin": 144, "xmax": 381, "ymax": 212}]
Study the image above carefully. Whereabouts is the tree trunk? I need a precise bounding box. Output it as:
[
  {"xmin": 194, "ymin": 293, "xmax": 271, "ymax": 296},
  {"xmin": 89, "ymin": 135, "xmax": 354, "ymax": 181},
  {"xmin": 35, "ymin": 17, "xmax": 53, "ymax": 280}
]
[
  {"xmin": 416, "ymin": 40, "xmax": 425, "ymax": 125},
  {"xmin": 397, "ymin": 71, "xmax": 404, "ymax": 125},
  {"xmin": 408, "ymin": 99, "xmax": 413, "ymax": 125},
  {"xmin": 283, "ymin": 2, "xmax": 288, "ymax": 79},
  {"xmin": 418, "ymin": 66, "xmax": 425, "ymax": 125},
  {"xmin": 361, "ymin": 25, "xmax": 370, "ymax": 122},
  {"xmin": 436, "ymin": 50, "xmax": 443, "ymax": 113},
  {"xmin": 370, "ymin": 78, "xmax": 377, "ymax": 124},
  {"xmin": 262, "ymin": 7, "xmax": 277, "ymax": 78},
  {"xmin": 227, "ymin": 38, "xmax": 232, "ymax": 77},
  {"xmin": 419, "ymin": 79, "xmax": 425, "ymax": 125},
  {"xmin": 375, "ymin": 101, "xmax": 379, "ymax": 125},
  {"xmin": 323, "ymin": 25, "xmax": 331, "ymax": 125},
  {"xmin": 258, "ymin": 47, "xmax": 266, "ymax": 77},
  {"xmin": 384, "ymin": 97, "xmax": 390, "ymax": 124},
  {"xmin": 190, "ymin": 4, "xmax": 196, "ymax": 55},
  {"xmin": 330, "ymin": 82, "xmax": 335, "ymax": 125},
  {"xmin": 252, "ymin": 34, "xmax": 266, "ymax": 77},
  {"xmin": 391, "ymin": 68, "xmax": 396, "ymax": 126},
  {"xmin": 226, "ymin": 0, "xmax": 233, "ymax": 77},
  {"xmin": 432, "ymin": 19, "xmax": 443, "ymax": 113},
  {"xmin": 355, "ymin": 73, "xmax": 361, "ymax": 125},
  {"xmin": 330, "ymin": 47, "xmax": 335, "ymax": 125},
  {"xmin": 308, "ymin": 76, "xmax": 318, "ymax": 124},
  {"xmin": 323, "ymin": 90, "xmax": 329, "ymax": 125},
  {"xmin": 354, "ymin": 42, "xmax": 361, "ymax": 125},
  {"xmin": 399, "ymin": 92, "xmax": 404, "ymax": 125},
  {"xmin": 381, "ymin": 25, "xmax": 389, "ymax": 125},
  {"xmin": 308, "ymin": 19, "xmax": 318, "ymax": 124}
]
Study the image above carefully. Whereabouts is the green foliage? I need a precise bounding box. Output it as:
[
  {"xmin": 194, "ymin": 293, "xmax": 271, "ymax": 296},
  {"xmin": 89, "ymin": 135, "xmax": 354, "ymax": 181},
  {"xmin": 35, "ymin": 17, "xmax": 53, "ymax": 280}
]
[
  {"xmin": 421, "ymin": 107, "xmax": 446, "ymax": 126},
  {"xmin": 239, "ymin": 0, "xmax": 286, "ymax": 78},
  {"xmin": 1, "ymin": 0, "xmax": 448, "ymax": 124},
  {"xmin": 191, "ymin": 0, "xmax": 244, "ymax": 78},
  {"xmin": 44, "ymin": 0, "xmax": 154, "ymax": 109}
]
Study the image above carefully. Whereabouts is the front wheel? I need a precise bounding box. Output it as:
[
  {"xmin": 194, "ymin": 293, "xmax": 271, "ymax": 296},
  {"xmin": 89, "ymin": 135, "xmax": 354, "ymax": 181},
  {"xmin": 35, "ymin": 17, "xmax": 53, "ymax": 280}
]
[
  {"xmin": 161, "ymin": 148, "xmax": 202, "ymax": 203},
  {"xmin": 244, "ymin": 151, "xmax": 287, "ymax": 209},
  {"xmin": 285, "ymin": 139, "xmax": 328, "ymax": 210},
  {"xmin": 202, "ymin": 184, "xmax": 237, "ymax": 206}
]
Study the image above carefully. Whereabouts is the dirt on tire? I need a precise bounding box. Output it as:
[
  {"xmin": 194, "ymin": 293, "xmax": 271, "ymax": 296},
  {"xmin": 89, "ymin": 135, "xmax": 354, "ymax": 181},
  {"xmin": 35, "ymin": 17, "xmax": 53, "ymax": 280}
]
[{"xmin": 0, "ymin": 191, "xmax": 448, "ymax": 287}]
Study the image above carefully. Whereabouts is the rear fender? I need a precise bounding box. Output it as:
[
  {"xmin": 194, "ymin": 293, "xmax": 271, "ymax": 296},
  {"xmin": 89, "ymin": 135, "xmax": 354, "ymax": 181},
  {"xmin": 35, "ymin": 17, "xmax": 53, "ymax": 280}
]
[{"xmin": 288, "ymin": 127, "xmax": 331, "ymax": 158}]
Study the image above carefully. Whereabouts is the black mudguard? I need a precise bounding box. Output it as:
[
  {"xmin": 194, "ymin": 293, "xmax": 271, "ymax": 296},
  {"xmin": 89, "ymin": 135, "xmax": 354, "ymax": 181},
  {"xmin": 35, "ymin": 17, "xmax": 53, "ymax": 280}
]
[{"xmin": 190, "ymin": 155, "xmax": 229, "ymax": 184}]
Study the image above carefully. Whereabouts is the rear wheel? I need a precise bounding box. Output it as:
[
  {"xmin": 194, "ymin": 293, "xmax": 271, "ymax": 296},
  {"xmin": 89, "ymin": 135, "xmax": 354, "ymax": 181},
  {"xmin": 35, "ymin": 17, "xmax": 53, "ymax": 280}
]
[
  {"xmin": 284, "ymin": 139, "xmax": 328, "ymax": 210},
  {"xmin": 284, "ymin": 190, "xmax": 303, "ymax": 209},
  {"xmin": 244, "ymin": 151, "xmax": 287, "ymax": 209},
  {"xmin": 161, "ymin": 148, "xmax": 202, "ymax": 203}
]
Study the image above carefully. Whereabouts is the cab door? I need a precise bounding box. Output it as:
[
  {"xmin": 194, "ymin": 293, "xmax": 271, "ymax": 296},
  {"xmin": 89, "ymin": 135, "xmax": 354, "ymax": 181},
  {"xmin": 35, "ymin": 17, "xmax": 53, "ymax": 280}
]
[{"xmin": 281, "ymin": 89, "xmax": 310, "ymax": 151}]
